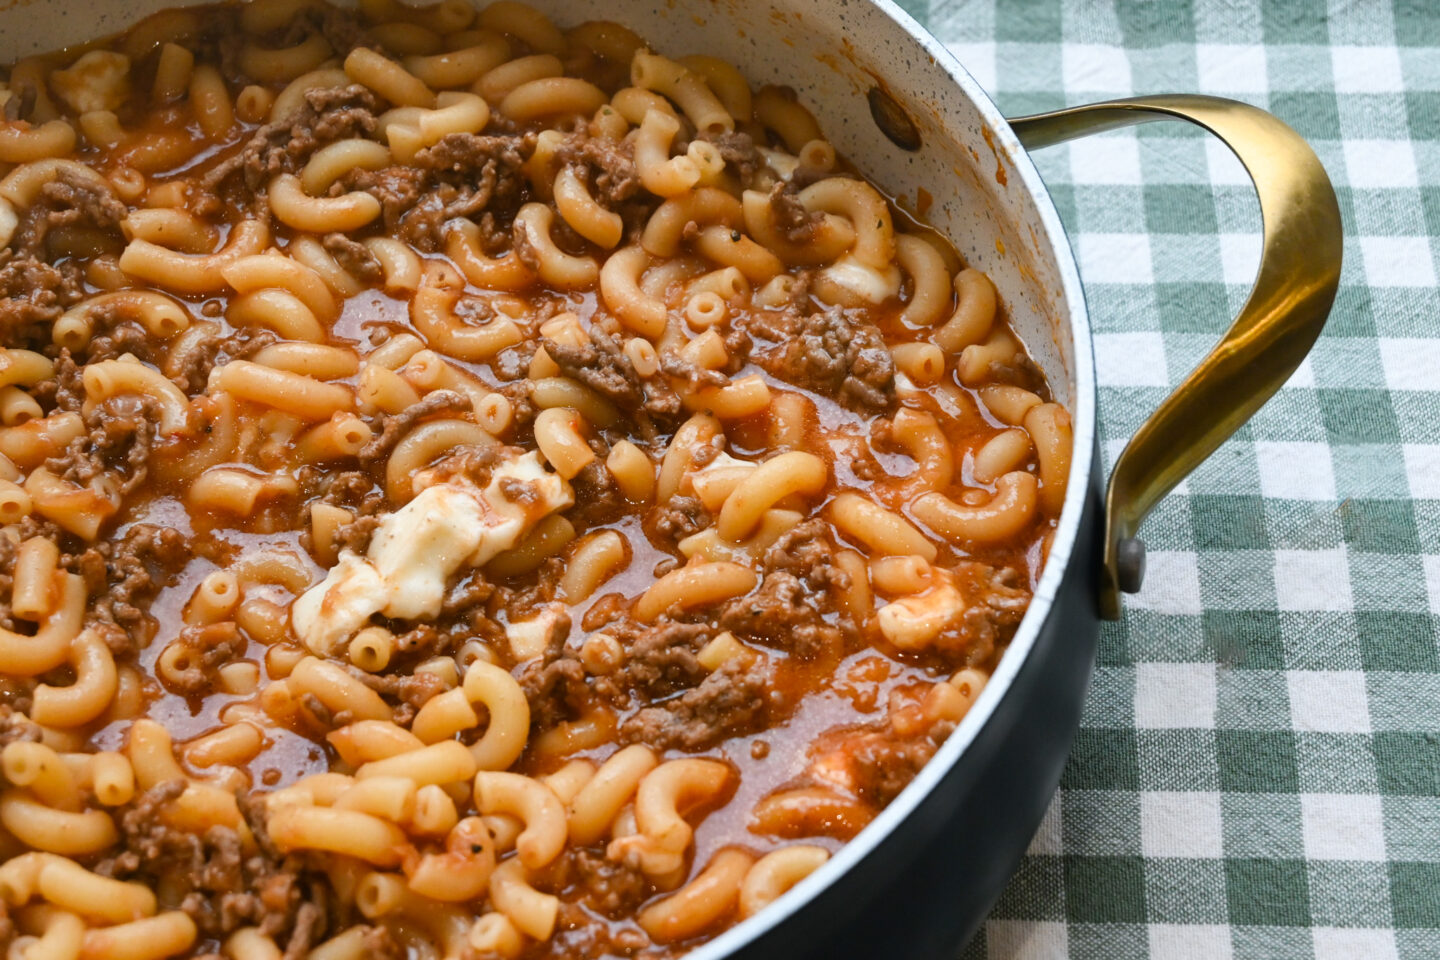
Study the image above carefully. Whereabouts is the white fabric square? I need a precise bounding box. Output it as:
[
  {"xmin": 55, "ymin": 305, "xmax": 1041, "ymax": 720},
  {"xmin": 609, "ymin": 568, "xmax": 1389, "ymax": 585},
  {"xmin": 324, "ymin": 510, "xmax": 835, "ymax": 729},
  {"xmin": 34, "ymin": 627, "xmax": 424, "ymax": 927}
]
[
  {"xmin": 1196, "ymin": 44, "xmax": 1268, "ymax": 93},
  {"xmin": 1287, "ymin": 670, "xmax": 1372, "ymax": 734},
  {"xmin": 1205, "ymin": 138, "xmax": 1251, "ymax": 186},
  {"xmin": 1343, "ymin": 140, "xmax": 1418, "ymax": 189},
  {"xmin": 1069, "ymin": 135, "xmax": 1143, "ymax": 185},
  {"xmin": 1379, "ymin": 337, "xmax": 1440, "ymax": 390},
  {"xmin": 1403, "ymin": 446, "xmax": 1440, "ymax": 499},
  {"xmin": 1255, "ymin": 442, "xmax": 1337, "ymax": 501},
  {"xmin": 1302, "ymin": 794, "xmax": 1387, "ymax": 861},
  {"xmin": 1126, "ymin": 550, "xmax": 1204, "ymax": 616},
  {"xmin": 1218, "ymin": 233, "xmax": 1263, "ymax": 285},
  {"xmin": 1141, "ymin": 792, "xmax": 1224, "ymax": 858},
  {"xmin": 1275, "ymin": 549, "xmax": 1354, "ymax": 612},
  {"xmin": 1150, "ymin": 924, "xmax": 1235, "ymax": 960},
  {"xmin": 1331, "ymin": 46, "xmax": 1404, "ymax": 93},
  {"xmin": 1135, "ymin": 663, "xmax": 1217, "ymax": 729},
  {"xmin": 1062, "ymin": 43, "xmax": 1132, "ymax": 94},
  {"xmin": 1424, "ymin": 556, "xmax": 1440, "ymax": 616},
  {"xmin": 1313, "ymin": 927, "xmax": 1399, "ymax": 960},
  {"xmin": 1026, "ymin": 794, "xmax": 1063, "ymax": 856},
  {"xmin": 986, "ymin": 921, "xmax": 1068, "ymax": 960},
  {"xmin": 947, "ymin": 42, "xmax": 997, "ymax": 94},
  {"xmin": 1359, "ymin": 236, "xmax": 1437, "ymax": 288},
  {"xmin": 1094, "ymin": 333, "xmax": 1170, "ymax": 387},
  {"xmin": 1078, "ymin": 233, "xmax": 1153, "ymax": 284},
  {"xmin": 1284, "ymin": 356, "xmax": 1316, "ymax": 389}
]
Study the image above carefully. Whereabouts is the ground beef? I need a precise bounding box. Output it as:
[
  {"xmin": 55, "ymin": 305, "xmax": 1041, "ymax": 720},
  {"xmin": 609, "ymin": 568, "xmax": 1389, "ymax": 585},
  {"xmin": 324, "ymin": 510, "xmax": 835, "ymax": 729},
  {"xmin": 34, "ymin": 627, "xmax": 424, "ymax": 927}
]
[
  {"xmin": 658, "ymin": 349, "xmax": 730, "ymax": 391},
  {"xmin": 553, "ymin": 135, "xmax": 641, "ymax": 207},
  {"xmin": 701, "ymin": 129, "xmax": 760, "ymax": 185},
  {"xmin": 515, "ymin": 608, "xmax": 582, "ymax": 729},
  {"xmin": 566, "ymin": 458, "xmax": 625, "ymax": 527},
  {"xmin": 90, "ymin": 523, "xmax": 191, "ymax": 647},
  {"xmin": 718, "ymin": 570, "xmax": 842, "ymax": 661},
  {"xmin": 763, "ymin": 519, "xmax": 851, "ymax": 595},
  {"xmin": 0, "ymin": 254, "xmax": 83, "ymax": 344},
  {"xmin": 0, "ymin": 706, "xmax": 40, "ymax": 747},
  {"xmin": 159, "ymin": 622, "xmax": 248, "ymax": 694},
  {"xmin": 808, "ymin": 727, "xmax": 938, "ymax": 808},
  {"xmin": 9, "ymin": 166, "xmax": 128, "ymax": 256},
  {"xmin": 203, "ymin": 84, "xmax": 381, "ymax": 197},
  {"xmin": 565, "ymin": 849, "xmax": 650, "ymax": 918},
  {"xmin": 766, "ymin": 180, "xmax": 821, "ymax": 244},
  {"xmin": 600, "ymin": 619, "xmax": 709, "ymax": 701},
  {"xmin": 740, "ymin": 304, "xmax": 895, "ymax": 413},
  {"xmin": 331, "ymin": 512, "xmax": 382, "ymax": 555},
  {"xmin": 356, "ymin": 667, "xmax": 445, "ymax": 716},
  {"xmin": 358, "ymin": 389, "xmax": 471, "ymax": 466},
  {"xmin": 98, "ymin": 782, "xmax": 325, "ymax": 943},
  {"xmin": 950, "ymin": 563, "xmax": 1029, "ymax": 662},
  {"xmin": 316, "ymin": 6, "xmax": 366, "ymax": 57},
  {"xmin": 620, "ymin": 657, "xmax": 772, "ymax": 752},
  {"xmin": 543, "ymin": 327, "xmax": 644, "ymax": 410},
  {"xmin": 45, "ymin": 394, "xmax": 157, "ymax": 495},
  {"xmin": 322, "ymin": 232, "xmax": 381, "ymax": 281},
  {"xmin": 644, "ymin": 495, "xmax": 710, "ymax": 549},
  {"xmin": 164, "ymin": 326, "xmax": 277, "ymax": 395},
  {"xmin": 342, "ymin": 165, "xmax": 426, "ymax": 236}
]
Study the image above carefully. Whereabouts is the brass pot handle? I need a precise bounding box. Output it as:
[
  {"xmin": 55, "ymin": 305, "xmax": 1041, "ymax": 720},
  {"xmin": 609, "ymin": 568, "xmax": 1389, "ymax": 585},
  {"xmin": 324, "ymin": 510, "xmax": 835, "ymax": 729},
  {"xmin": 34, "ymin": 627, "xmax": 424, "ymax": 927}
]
[{"xmin": 1006, "ymin": 95, "xmax": 1343, "ymax": 620}]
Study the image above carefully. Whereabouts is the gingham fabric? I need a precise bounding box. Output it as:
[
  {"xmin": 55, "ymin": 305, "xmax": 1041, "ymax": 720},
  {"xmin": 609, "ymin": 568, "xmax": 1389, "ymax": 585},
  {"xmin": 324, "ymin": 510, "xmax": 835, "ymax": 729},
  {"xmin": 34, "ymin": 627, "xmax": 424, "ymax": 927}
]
[{"xmin": 892, "ymin": 1, "xmax": 1440, "ymax": 957}]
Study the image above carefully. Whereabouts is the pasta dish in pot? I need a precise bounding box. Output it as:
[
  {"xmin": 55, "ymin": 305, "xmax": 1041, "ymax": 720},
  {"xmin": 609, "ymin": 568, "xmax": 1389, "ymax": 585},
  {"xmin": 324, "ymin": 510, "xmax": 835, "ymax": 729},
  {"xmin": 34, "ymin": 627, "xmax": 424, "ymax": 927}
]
[{"xmin": 0, "ymin": 1, "xmax": 1074, "ymax": 956}]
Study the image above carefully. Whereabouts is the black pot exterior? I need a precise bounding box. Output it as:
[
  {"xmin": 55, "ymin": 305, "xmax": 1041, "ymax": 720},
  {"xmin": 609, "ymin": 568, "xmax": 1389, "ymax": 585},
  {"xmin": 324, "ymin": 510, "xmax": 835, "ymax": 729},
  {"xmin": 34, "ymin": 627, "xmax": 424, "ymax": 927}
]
[{"xmin": 727, "ymin": 442, "xmax": 1104, "ymax": 959}]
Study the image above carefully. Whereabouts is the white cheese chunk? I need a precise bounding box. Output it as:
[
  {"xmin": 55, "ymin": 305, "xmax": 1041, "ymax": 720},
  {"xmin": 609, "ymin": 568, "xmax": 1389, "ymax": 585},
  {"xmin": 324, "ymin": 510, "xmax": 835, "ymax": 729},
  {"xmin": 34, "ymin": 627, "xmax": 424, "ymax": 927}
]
[
  {"xmin": 817, "ymin": 254, "xmax": 903, "ymax": 305},
  {"xmin": 51, "ymin": 51, "xmax": 131, "ymax": 114},
  {"xmin": 291, "ymin": 452, "xmax": 572, "ymax": 654},
  {"xmin": 877, "ymin": 583, "xmax": 965, "ymax": 651}
]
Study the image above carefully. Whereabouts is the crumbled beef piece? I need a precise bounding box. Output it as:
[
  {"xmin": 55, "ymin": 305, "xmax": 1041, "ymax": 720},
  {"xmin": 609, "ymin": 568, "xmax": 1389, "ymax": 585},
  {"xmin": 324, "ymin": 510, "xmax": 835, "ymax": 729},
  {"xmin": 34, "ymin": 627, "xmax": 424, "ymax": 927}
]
[
  {"xmin": 766, "ymin": 180, "xmax": 821, "ymax": 244},
  {"xmin": 739, "ymin": 305, "xmax": 895, "ymax": 413},
  {"xmin": 702, "ymin": 129, "xmax": 760, "ymax": 185},
  {"xmin": 553, "ymin": 135, "xmax": 641, "ymax": 207},
  {"xmin": 0, "ymin": 706, "xmax": 41, "ymax": 746},
  {"xmin": 91, "ymin": 523, "xmax": 190, "ymax": 646},
  {"xmin": 317, "ymin": 470, "xmax": 380, "ymax": 509},
  {"xmin": 9, "ymin": 166, "xmax": 128, "ymax": 256},
  {"xmin": 566, "ymin": 849, "xmax": 650, "ymax": 918},
  {"xmin": 511, "ymin": 216, "xmax": 542, "ymax": 271},
  {"xmin": 719, "ymin": 570, "xmax": 842, "ymax": 661},
  {"xmin": 85, "ymin": 323, "xmax": 159, "ymax": 366},
  {"xmin": 620, "ymin": 657, "xmax": 772, "ymax": 751},
  {"xmin": 341, "ymin": 164, "xmax": 426, "ymax": 235},
  {"xmin": 499, "ymin": 379, "xmax": 538, "ymax": 431},
  {"xmin": 0, "ymin": 254, "xmax": 84, "ymax": 345},
  {"xmin": 659, "ymin": 349, "xmax": 729, "ymax": 391},
  {"xmin": 98, "ymin": 782, "xmax": 325, "ymax": 942},
  {"xmin": 644, "ymin": 495, "xmax": 710, "ymax": 547},
  {"xmin": 357, "ymin": 667, "xmax": 443, "ymax": 714},
  {"xmin": 316, "ymin": 6, "xmax": 366, "ymax": 56},
  {"xmin": 807, "ymin": 727, "xmax": 937, "ymax": 807},
  {"xmin": 46, "ymin": 394, "xmax": 157, "ymax": 495},
  {"xmin": 164, "ymin": 326, "xmax": 277, "ymax": 395},
  {"xmin": 601, "ymin": 619, "xmax": 709, "ymax": 700},
  {"xmin": 948, "ymin": 563, "xmax": 1029, "ymax": 662},
  {"xmin": 203, "ymin": 84, "xmax": 381, "ymax": 196},
  {"xmin": 359, "ymin": 389, "xmax": 472, "ymax": 466},
  {"xmin": 567, "ymin": 459, "xmax": 624, "ymax": 527},
  {"xmin": 322, "ymin": 232, "xmax": 381, "ymax": 281},
  {"xmin": 543, "ymin": 327, "xmax": 643, "ymax": 410},
  {"xmin": 332, "ymin": 513, "xmax": 382, "ymax": 555},
  {"xmin": 159, "ymin": 622, "xmax": 248, "ymax": 694},
  {"xmin": 515, "ymin": 608, "xmax": 581, "ymax": 729},
  {"xmin": 763, "ymin": 519, "xmax": 850, "ymax": 595}
]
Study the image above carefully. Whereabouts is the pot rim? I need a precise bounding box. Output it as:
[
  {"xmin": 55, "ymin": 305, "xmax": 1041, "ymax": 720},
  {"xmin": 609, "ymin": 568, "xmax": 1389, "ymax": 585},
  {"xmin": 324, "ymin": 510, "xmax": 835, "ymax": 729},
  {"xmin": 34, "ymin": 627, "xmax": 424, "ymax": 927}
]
[{"xmin": 688, "ymin": 2, "xmax": 1098, "ymax": 955}]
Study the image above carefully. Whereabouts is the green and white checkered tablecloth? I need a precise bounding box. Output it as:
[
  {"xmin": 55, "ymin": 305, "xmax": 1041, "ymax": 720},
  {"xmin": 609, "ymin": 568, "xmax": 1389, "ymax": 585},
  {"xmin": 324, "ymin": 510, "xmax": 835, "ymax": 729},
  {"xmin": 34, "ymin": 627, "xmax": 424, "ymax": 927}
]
[{"xmin": 895, "ymin": 1, "xmax": 1440, "ymax": 957}]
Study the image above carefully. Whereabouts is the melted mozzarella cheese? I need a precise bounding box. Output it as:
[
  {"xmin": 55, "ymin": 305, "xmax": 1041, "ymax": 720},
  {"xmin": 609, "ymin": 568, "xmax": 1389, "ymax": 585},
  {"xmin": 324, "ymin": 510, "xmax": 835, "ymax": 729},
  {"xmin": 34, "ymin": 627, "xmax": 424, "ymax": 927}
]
[
  {"xmin": 51, "ymin": 51, "xmax": 131, "ymax": 114},
  {"xmin": 291, "ymin": 452, "xmax": 572, "ymax": 654},
  {"xmin": 817, "ymin": 254, "xmax": 903, "ymax": 305},
  {"xmin": 877, "ymin": 582, "xmax": 965, "ymax": 651}
]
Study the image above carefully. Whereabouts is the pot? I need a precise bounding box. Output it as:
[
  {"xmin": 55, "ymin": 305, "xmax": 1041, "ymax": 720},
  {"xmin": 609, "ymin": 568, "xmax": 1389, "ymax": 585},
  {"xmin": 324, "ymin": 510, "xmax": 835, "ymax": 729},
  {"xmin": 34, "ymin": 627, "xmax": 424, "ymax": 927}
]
[{"xmin": 0, "ymin": 0, "xmax": 1342, "ymax": 955}]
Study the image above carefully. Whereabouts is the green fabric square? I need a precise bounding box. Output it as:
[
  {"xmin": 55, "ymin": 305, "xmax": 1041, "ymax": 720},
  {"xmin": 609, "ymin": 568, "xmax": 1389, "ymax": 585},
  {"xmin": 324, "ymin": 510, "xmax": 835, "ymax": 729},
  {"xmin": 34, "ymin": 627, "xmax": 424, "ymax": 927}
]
[
  {"xmin": 1282, "ymin": 613, "xmax": 1363, "ymax": 671},
  {"xmin": 1394, "ymin": 0, "xmax": 1440, "ymax": 46},
  {"xmin": 1271, "ymin": 91, "xmax": 1343, "ymax": 141},
  {"xmin": 1063, "ymin": 728, "xmax": 1140, "ymax": 790},
  {"xmin": 990, "ymin": 854, "xmax": 1066, "ymax": 920},
  {"xmin": 1231, "ymin": 926, "xmax": 1317, "ymax": 959},
  {"xmin": 1222, "ymin": 793, "xmax": 1305, "ymax": 859},
  {"xmin": 1359, "ymin": 612, "xmax": 1440, "ymax": 671},
  {"xmin": 1343, "ymin": 499, "xmax": 1422, "ymax": 554},
  {"xmin": 1225, "ymin": 858, "xmax": 1312, "ymax": 926},
  {"xmin": 1383, "ymin": 797, "xmax": 1440, "ymax": 863},
  {"xmin": 1081, "ymin": 667, "xmax": 1136, "ymax": 728},
  {"xmin": 1217, "ymin": 730, "xmax": 1300, "ymax": 793},
  {"xmin": 1063, "ymin": 789, "xmax": 1142, "ymax": 856},
  {"xmin": 1332, "ymin": 444, "xmax": 1413, "ymax": 501},
  {"xmin": 1076, "ymin": 184, "xmax": 1146, "ymax": 233},
  {"xmin": 1352, "ymin": 187, "xmax": 1431, "ymax": 238},
  {"xmin": 1319, "ymin": 389, "xmax": 1402, "ymax": 445},
  {"xmin": 1155, "ymin": 282, "xmax": 1232, "ymax": 335},
  {"xmin": 1046, "ymin": 183, "xmax": 1079, "ymax": 231},
  {"xmin": 1125, "ymin": 610, "xmax": 1210, "ymax": 664},
  {"xmin": 1375, "ymin": 732, "xmax": 1440, "ymax": 796},
  {"xmin": 1216, "ymin": 669, "xmax": 1294, "ymax": 731},
  {"xmin": 1421, "ymin": 186, "xmax": 1440, "ymax": 240},
  {"xmin": 1338, "ymin": 94, "xmax": 1414, "ymax": 141},
  {"xmin": 1064, "ymin": 856, "xmax": 1148, "ymax": 923},
  {"xmin": 1259, "ymin": 0, "xmax": 1328, "ymax": 42},
  {"xmin": 1190, "ymin": 495, "xmax": 1270, "ymax": 550},
  {"xmin": 1115, "ymin": 0, "xmax": 1194, "ymax": 47},
  {"xmin": 1308, "ymin": 861, "xmax": 1394, "ymax": 927},
  {"xmin": 1145, "ymin": 184, "xmax": 1219, "ymax": 234},
  {"xmin": 1324, "ymin": 285, "xmax": 1378, "ymax": 338},
  {"xmin": 1205, "ymin": 610, "xmax": 1285, "ymax": 669},
  {"xmin": 1311, "ymin": 337, "xmax": 1388, "ymax": 391},
  {"xmin": 1297, "ymin": 732, "xmax": 1380, "ymax": 793},
  {"xmin": 1144, "ymin": 858, "xmax": 1231, "ymax": 924},
  {"xmin": 993, "ymin": 3, "xmax": 1061, "ymax": 42},
  {"xmin": 1398, "ymin": 930, "xmax": 1440, "ymax": 960},
  {"xmin": 1068, "ymin": 923, "xmax": 1150, "ymax": 960},
  {"xmin": 1390, "ymin": 862, "xmax": 1440, "ymax": 928},
  {"xmin": 1138, "ymin": 730, "xmax": 1221, "ymax": 791},
  {"xmin": 1352, "ymin": 555, "xmax": 1433, "ymax": 614},
  {"xmin": 1371, "ymin": 675, "xmax": 1440, "ymax": 733}
]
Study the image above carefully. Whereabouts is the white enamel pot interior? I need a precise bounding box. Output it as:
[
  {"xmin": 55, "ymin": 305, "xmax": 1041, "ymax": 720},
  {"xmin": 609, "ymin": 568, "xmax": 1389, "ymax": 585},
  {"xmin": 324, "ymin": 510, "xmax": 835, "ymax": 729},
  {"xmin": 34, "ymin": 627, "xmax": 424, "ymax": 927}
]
[{"xmin": 0, "ymin": 0, "xmax": 1099, "ymax": 954}]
